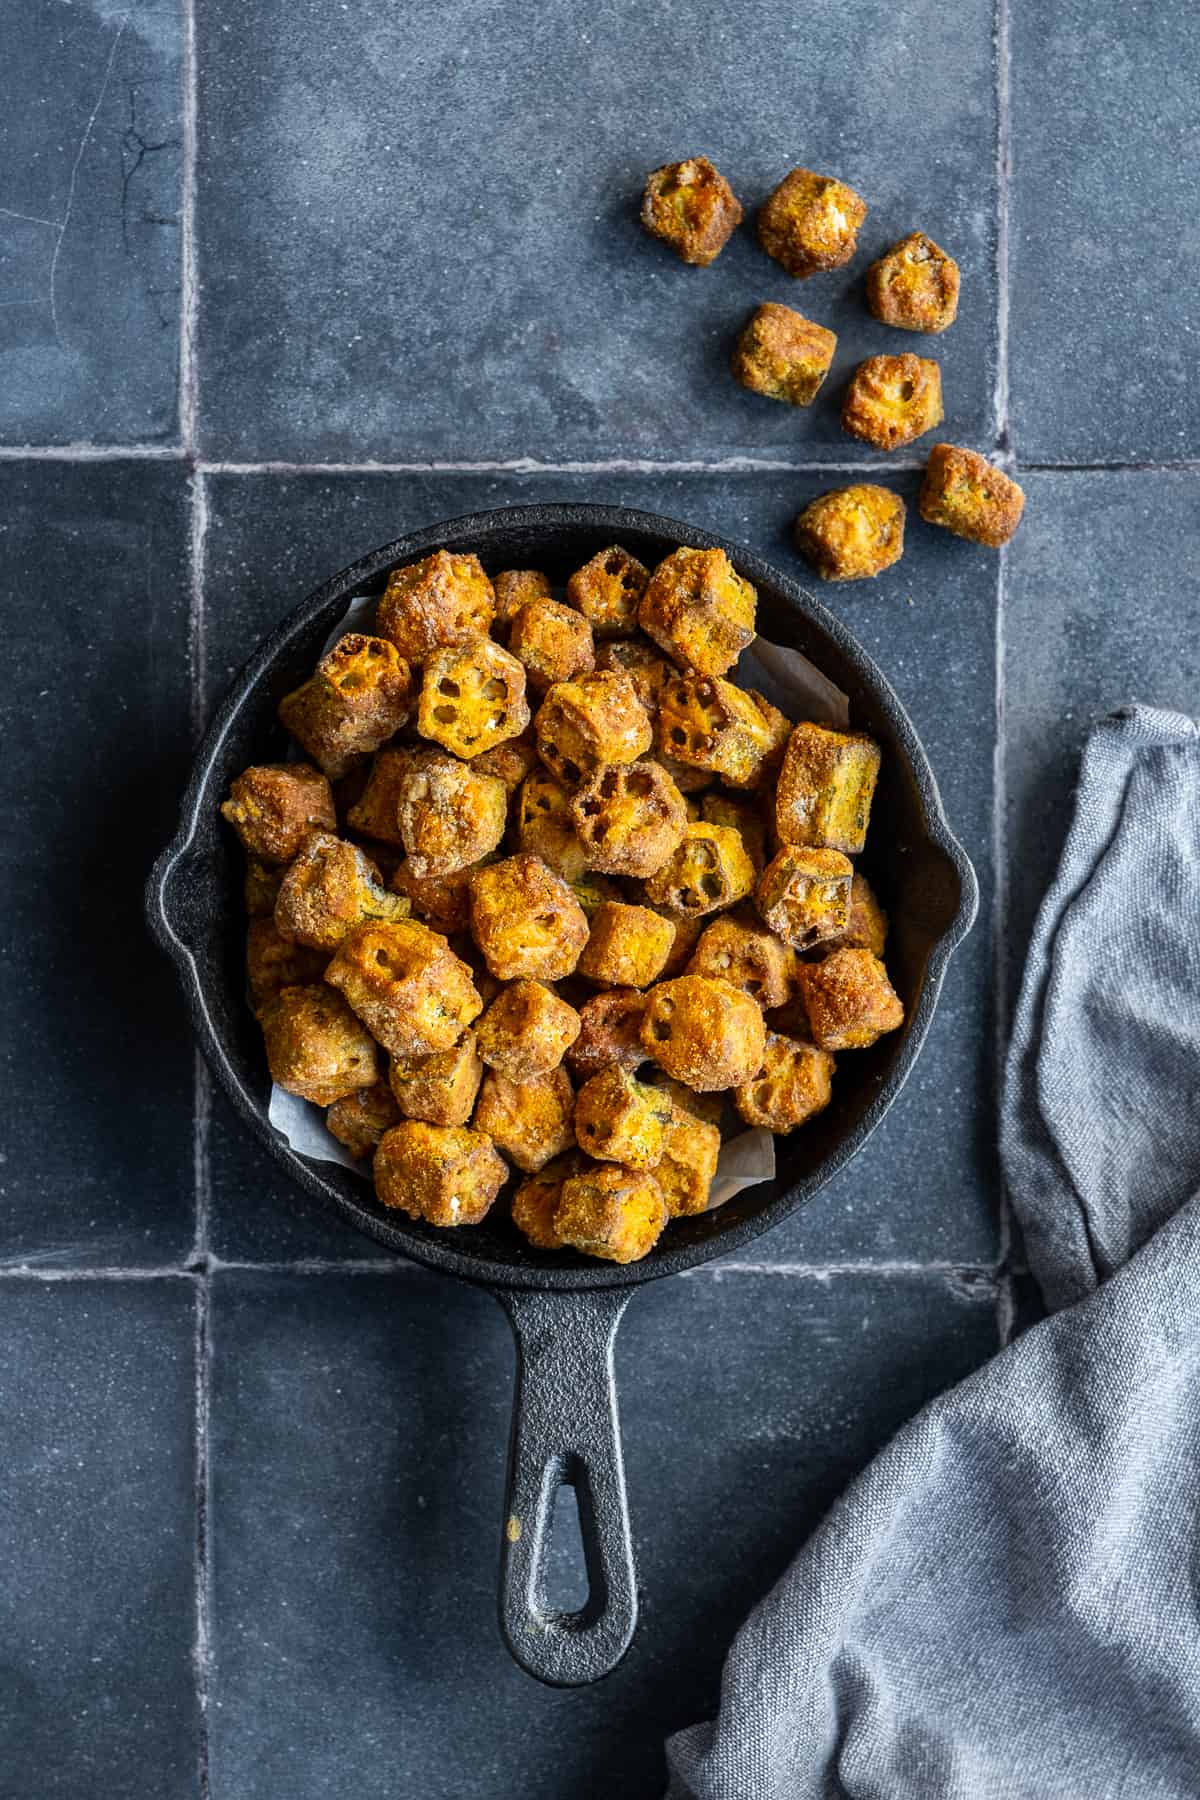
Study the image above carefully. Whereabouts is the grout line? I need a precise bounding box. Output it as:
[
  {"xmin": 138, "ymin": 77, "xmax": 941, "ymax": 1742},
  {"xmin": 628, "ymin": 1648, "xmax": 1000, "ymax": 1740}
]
[
  {"xmin": 0, "ymin": 1256, "xmax": 1000, "ymax": 1283},
  {"xmin": 993, "ymin": 0, "xmax": 1013, "ymax": 453},
  {"xmin": 0, "ymin": 1264, "xmax": 200, "ymax": 1282},
  {"xmin": 188, "ymin": 466, "xmax": 210, "ymax": 746},
  {"xmin": 1019, "ymin": 458, "xmax": 1200, "ymax": 475},
  {"xmin": 196, "ymin": 455, "xmax": 929, "ymax": 478},
  {"xmin": 178, "ymin": 0, "xmax": 200, "ymax": 453},
  {"xmin": 0, "ymin": 442, "xmax": 184, "ymax": 461},
  {"xmin": 690, "ymin": 1261, "xmax": 1000, "ymax": 1287},
  {"xmin": 192, "ymin": 1052, "xmax": 213, "ymax": 1260},
  {"xmin": 192, "ymin": 1278, "xmax": 212, "ymax": 1800}
]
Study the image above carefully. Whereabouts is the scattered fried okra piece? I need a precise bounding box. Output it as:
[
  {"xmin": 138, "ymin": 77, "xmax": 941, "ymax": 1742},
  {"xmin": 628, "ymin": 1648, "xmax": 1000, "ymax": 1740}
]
[
  {"xmin": 734, "ymin": 1032, "xmax": 835, "ymax": 1133},
  {"xmin": 326, "ymin": 1080, "xmax": 401, "ymax": 1158},
  {"xmin": 377, "ymin": 550, "xmax": 495, "ymax": 663},
  {"xmin": 515, "ymin": 765, "xmax": 591, "ymax": 881},
  {"xmin": 794, "ymin": 484, "xmax": 906, "ymax": 582},
  {"xmin": 640, "ymin": 974, "xmax": 767, "ymax": 1092},
  {"xmin": 700, "ymin": 793, "xmax": 769, "ymax": 874},
  {"xmin": 345, "ymin": 746, "xmax": 418, "ymax": 847},
  {"xmin": 567, "ymin": 988, "xmax": 649, "ymax": 1080},
  {"xmin": 919, "ymin": 445, "xmax": 1026, "ymax": 547},
  {"xmin": 654, "ymin": 1105, "xmax": 722, "ymax": 1216},
  {"xmin": 389, "ymin": 861, "xmax": 478, "ymax": 935},
  {"xmin": 246, "ymin": 917, "xmax": 328, "ymax": 1011},
  {"xmin": 258, "ymin": 983, "xmax": 380, "ymax": 1106},
  {"xmin": 389, "ymin": 1031, "xmax": 484, "ymax": 1127},
  {"xmin": 657, "ymin": 675, "xmax": 789, "ymax": 791},
  {"xmin": 221, "ymin": 763, "xmax": 336, "ymax": 864},
  {"xmin": 577, "ymin": 901, "xmax": 676, "ymax": 989},
  {"xmin": 508, "ymin": 598, "xmax": 596, "ymax": 693},
  {"xmin": 757, "ymin": 846, "xmax": 854, "ymax": 950},
  {"xmin": 570, "ymin": 760, "xmax": 688, "ymax": 878},
  {"xmin": 833, "ymin": 872, "xmax": 889, "ymax": 958},
  {"xmin": 394, "ymin": 750, "xmax": 508, "ymax": 878},
  {"xmin": 469, "ymin": 854, "xmax": 589, "ymax": 982},
  {"xmin": 273, "ymin": 832, "xmax": 410, "ymax": 952},
  {"xmin": 685, "ymin": 912, "xmax": 799, "ymax": 1010},
  {"xmin": 566, "ymin": 546, "xmax": 650, "ymax": 637},
  {"xmin": 374, "ymin": 1121, "xmax": 507, "ymax": 1226},
  {"xmin": 592, "ymin": 639, "xmax": 671, "ymax": 713},
  {"xmin": 475, "ymin": 981, "xmax": 581, "ymax": 1081},
  {"xmin": 574, "ymin": 1067, "xmax": 673, "ymax": 1170},
  {"xmin": 797, "ymin": 948, "xmax": 904, "ymax": 1051},
  {"xmin": 473, "ymin": 1067, "xmax": 575, "ymax": 1173},
  {"xmin": 324, "ymin": 919, "xmax": 482, "ymax": 1059},
  {"xmin": 535, "ymin": 671, "xmax": 653, "ymax": 784},
  {"xmin": 641, "ymin": 157, "xmax": 743, "ymax": 267},
  {"xmin": 638, "ymin": 546, "xmax": 757, "ymax": 677},
  {"xmin": 732, "ymin": 303, "xmax": 837, "ymax": 406},
  {"xmin": 510, "ymin": 1153, "xmax": 581, "ymax": 1250},
  {"xmin": 554, "ymin": 1163, "xmax": 668, "ymax": 1264},
  {"xmin": 278, "ymin": 634, "xmax": 412, "ymax": 779},
  {"xmin": 491, "ymin": 568, "xmax": 553, "ymax": 629},
  {"xmin": 842, "ymin": 353, "xmax": 944, "ymax": 452},
  {"xmin": 643, "ymin": 822, "xmax": 756, "ymax": 917},
  {"xmin": 417, "ymin": 640, "xmax": 531, "ymax": 760},
  {"xmin": 757, "ymin": 166, "xmax": 867, "ymax": 278},
  {"xmin": 776, "ymin": 721, "xmax": 881, "ymax": 854},
  {"xmin": 866, "ymin": 232, "xmax": 960, "ymax": 334}
]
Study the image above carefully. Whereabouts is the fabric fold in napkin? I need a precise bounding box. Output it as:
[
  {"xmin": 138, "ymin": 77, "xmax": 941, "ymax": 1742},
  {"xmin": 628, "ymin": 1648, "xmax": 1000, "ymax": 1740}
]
[{"xmin": 666, "ymin": 706, "xmax": 1200, "ymax": 1800}]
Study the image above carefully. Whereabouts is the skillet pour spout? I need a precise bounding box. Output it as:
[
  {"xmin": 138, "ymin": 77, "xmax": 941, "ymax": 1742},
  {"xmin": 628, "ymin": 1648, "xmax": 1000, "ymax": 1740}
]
[{"xmin": 147, "ymin": 503, "xmax": 977, "ymax": 1686}]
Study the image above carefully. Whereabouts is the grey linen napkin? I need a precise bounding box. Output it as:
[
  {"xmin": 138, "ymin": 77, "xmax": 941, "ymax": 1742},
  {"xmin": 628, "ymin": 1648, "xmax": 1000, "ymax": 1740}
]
[{"xmin": 666, "ymin": 705, "xmax": 1200, "ymax": 1800}]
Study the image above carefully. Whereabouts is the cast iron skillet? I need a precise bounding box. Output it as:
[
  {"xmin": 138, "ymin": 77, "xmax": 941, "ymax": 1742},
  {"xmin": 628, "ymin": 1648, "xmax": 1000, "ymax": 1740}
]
[{"xmin": 147, "ymin": 504, "xmax": 977, "ymax": 1688}]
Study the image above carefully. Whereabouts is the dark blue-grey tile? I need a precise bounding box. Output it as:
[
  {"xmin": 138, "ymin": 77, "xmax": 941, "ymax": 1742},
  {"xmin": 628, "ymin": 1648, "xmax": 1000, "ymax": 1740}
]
[
  {"xmin": 0, "ymin": 1277, "xmax": 199, "ymax": 1798},
  {"xmin": 0, "ymin": 0, "xmax": 183, "ymax": 444},
  {"xmin": 202, "ymin": 468, "xmax": 998, "ymax": 1265},
  {"xmin": 0, "ymin": 461, "xmax": 195, "ymax": 1266},
  {"xmin": 207, "ymin": 1267, "xmax": 997, "ymax": 1800},
  {"xmin": 1003, "ymin": 471, "xmax": 1200, "ymax": 998},
  {"xmin": 195, "ymin": 0, "xmax": 996, "ymax": 462},
  {"xmin": 1010, "ymin": 4, "xmax": 1200, "ymax": 463}
]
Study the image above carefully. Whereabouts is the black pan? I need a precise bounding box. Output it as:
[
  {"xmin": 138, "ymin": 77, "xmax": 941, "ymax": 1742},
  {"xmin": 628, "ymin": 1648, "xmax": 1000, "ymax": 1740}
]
[{"xmin": 147, "ymin": 503, "xmax": 977, "ymax": 1687}]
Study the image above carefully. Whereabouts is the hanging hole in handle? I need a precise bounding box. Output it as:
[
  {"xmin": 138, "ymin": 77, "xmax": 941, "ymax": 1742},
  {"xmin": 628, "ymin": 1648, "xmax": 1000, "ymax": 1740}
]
[{"xmin": 541, "ymin": 1460, "xmax": 591, "ymax": 1616}]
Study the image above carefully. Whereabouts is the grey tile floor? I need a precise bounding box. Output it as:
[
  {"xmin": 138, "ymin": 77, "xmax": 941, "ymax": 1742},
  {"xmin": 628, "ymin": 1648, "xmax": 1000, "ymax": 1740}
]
[{"xmin": 0, "ymin": 0, "xmax": 1197, "ymax": 1794}]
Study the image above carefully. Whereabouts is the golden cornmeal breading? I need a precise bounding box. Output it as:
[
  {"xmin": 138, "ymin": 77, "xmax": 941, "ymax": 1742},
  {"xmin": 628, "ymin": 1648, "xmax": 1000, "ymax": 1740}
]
[
  {"xmin": 374, "ymin": 1121, "xmax": 507, "ymax": 1226},
  {"xmin": 685, "ymin": 911, "xmax": 799, "ymax": 1010},
  {"xmin": 473, "ymin": 1067, "xmax": 575, "ymax": 1174},
  {"xmin": 510, "ymin": 1153, "xmax": 582, "ymax": 1250},
  {"xmin": 417, "ymin": 639, "xmax": 531, "ymax": 760},
  {"xmin": 324, "ymin": 918, "xmax": 482, "ymax": 1059},
  {"xmin": 640, "ymin": 157, "xmax": 743, "ymax": 267},
  {"xmin": 653, "ymin": 1106, "xmax": 722, "ymax": 1217},
  {"xmin": 274, "ymin": 832, "xmax": 410, "ymax": 952},
  {"xmin": 508, "ymin": 599, "xmax": 596, "ymax": 693},
  {"xmin": 795, "ymin": 485, "xmax": 906, "ymax": 582},
  {"xmin": 831, "ymin": 871, "xmax": 889, "ymax": 958},
  {"xmin": 394, "ymin": 750, "xmax": 508, "ymax": 878},
  {"xmin": 640, "ymin": 974, "xmax": 767, "ymax": 1092},
  {"xmin": 776, "ymin": 721, "xmax": 881, "ymax": 854},
  {"xmin": 244, "ymin": 857, "xmax": 285, "ymax": 918},
  {"xmin": 491, "ymin": 568, "xmax": 553, "ymax": 629},
  {"xmin": 221, "ymin": 762, "xmax": 336, "ymax": 864},
  {"xmin": 389, "ymin": 861, "xmax": 478, "ymax": 935},
  {"xmin": 345, "ymin": 746, "xmax": 421, "ymax": 847},
  {"xmin": 389, "ymin": 1030, "xmax": 484, "ymax": 1127},
  {"xmin": 566, "ymin": 546, "xmax": 650, "ymax": 638},
  {"xmin": 646, "ymin": 906, "xmax": 706, "ymax": 977},
  {"xmin": 470, "ymin": 737, "xmax": 539, "ymax": 794},
  {"xmin": 577, "ymin": 902, "xmax": 676, "ymax": 989},
  {"xmin": 515, "ymin": 766, "xmax": 592, "ymax": 882},
  {"xmin": 277, "ymin": 634, "xmax": 412, "ymax": 779},
  {"xmin": 568, "ymin": 874, "xmax": 624, "ymax": 919},
  {"xmin": 246, "ymin": 917, "xmax": 328, "ymax": 1011},
  {"xmin": 866, "ymin": 232, "xmax": 960, "ymax": 334},
  {"xmin": 757, "ymin": 167, "xmax": 867, "ymax": 278},
  {"xmin": 553, "ymin": 1163, "xmax": 669, "ymax": 1264},
  {"xmin": 656, "ymin": 675, "xmax": 790, "ymax": 791},
  {"xmin": 842, "ymin": 354, "xmax": 944, "ymax": 452},
  {"xmin": 469, "ymin": 853, "xmax": 589, "ymax": 983},
  {"xmin": 593, "ymin": 639, "xmax": 671, "ymax": 713},
  {"xmin": 258, "ymin": 983, "xmax": 380, "ymax": 1106},
  {"xmin": 376, "ymin": 549, "xmax": 495, "ymax": 664},
  {"xmin": 570, "ymin": 760, "xmax": 688, "ymax": 878},
  {"xmin": 734, "ymin": 1031, "xmax": 836, "ymax": 1132},
  {"xmin": 797, "ymin": 948, "xmax": 905, "ymax": 1051},
  {"xmin": 474, "ymin": 981, "xmax": 581, "ymax": 1080},
  {"xmin": 700, "ymin": 793, "xmax": 769, "ymax": 874},
  {"xmin": 757, "ymin": 846, "xmax": 853, "ymax": 950},
  {"xmin": 535, "ymin": 671, "xmax": 653, "ymax": 785},
  {"xmin": 325, "ymin": 1079, "xmax": 401, "ymax": 1158},
  {"xmin": 638, "ymin": 546, "xmax": 757, "ymax": 678},
  {"xmin": 574, "ymin": 1066, "xmax": 673, "ymax": 1170},
  {"xmin": 919, "ymin": 445, "xmax": 1025, "ymax": 547},
  {"xmin": 567, "ymin": 988, "xmax": 649, "ymax": 1080},
  {"xmin": 644, "ymin": 1070, "xmax": 724, "ymax": 1126},
  {"xmin": 643, "ymin": 822, "xmax": 756, "ymax": 917},
  {"xmin": 731, "ymin": 303, "xmax": 837, "ymax": 406}
]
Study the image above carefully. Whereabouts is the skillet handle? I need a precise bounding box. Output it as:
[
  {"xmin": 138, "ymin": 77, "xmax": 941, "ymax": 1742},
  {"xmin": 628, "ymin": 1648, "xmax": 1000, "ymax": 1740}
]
[{"xmin": 495, "ymin": 1285, "xmax": 637, "ymax": 1686}]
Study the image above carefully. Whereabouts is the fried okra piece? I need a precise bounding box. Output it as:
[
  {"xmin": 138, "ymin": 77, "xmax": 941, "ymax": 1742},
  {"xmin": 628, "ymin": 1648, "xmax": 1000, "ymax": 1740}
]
[
  {"xmin": 866, "ymin": 231, "xmax": 960, "ymax": 334},
  {"xmin": 654, "ymin": 1106, "xmax": 722, "ymax": 1217},
  {"xmin": 794, "ymin": 484, "xmax": 905, "ymax": 582},
  {"xmin": 652, "ymin": 751, "xmax": 713, "ymax": 796},
  {"xmin": 570, "ymin": 760, "xmax": 688, "ymax": 878},
  {"xmin": 643, "ymin": 823, "xmax": 756, "ymax": 917},
  {"xmin": 417, "ymin": 640, "xmax": 531, "ymax": 760},
  {"xmin": 578, "ymin": 902, "xmax": 676, "ymax": 988},
  {"xmin": 515, "ymin": 767, "xmax": 591, "ymax": 881},
  {"xmin": 471, "ymin": 736, "xmax": 539, "ymax": 794},
  {"xmin": 649, "ymin": 907, "xmax": 706, "ymax": 978},
  {"xmin": 554, "ymin": 1164, "xmax": 668, "ymax": 1265},
  {"xmin": 535, "ymin": 671, "xmax": 653, "ymax": 785},
  {"xmin": 657, "ymin": 675, "xmax": 789, "ymax": 791},
  {"xmin": 377, "ymin": 550, "xmax": 495, "ymax": 663},
  {"xmin": 757, "ymin": 166, "xmax": 867, "ymax": 278},
  {"xmin": 509, "ymin": 600, "xmax": 595, "ymax": 693},
  {"xmin": 221, "ymin": 763, "xmax": 336, "ymax": 864},
  {"xmin": 919, "ymin": 445, "xmax": 1025, "ymax": 547},
  {"xmin": 324, "ymin": 919, "xmax": 482, "ymax": 1058},
  {"xmin": 390, "ymin": 861, "xmax": 477, "ymax": 935},
  {"xmin": 640, "ymin": 157, "xmax": 742, "ymax": 267},
  {"xmin": 842, "ymin": 354, "xmax": 944, "ymax": 453},
  {"xmin": 510, "ymin": 1153, "xmax": 582, "ymax": 1250},
  {"xmin": 258, "ymin": 983, "xmax": 379, "ymax": 1105},
  {"xmin": 757, "ymin": 846, "xmax": 853, "ymax": 950},
  {"xmin": 374, "ymin": 1121, "xmax": 507, "ymax": 1226},
  {"xmin": 685, "ymin": 912, "xmax": 799, "ymax": 1010},
  {"xmin": 244, "ymin": 857, "xmax": 285, "ymax": 918},
  {"xmin": 639, "ymin": 546, "xmax": 757, "ymax": 679},
  {"xmin": 246, "ymin": 917, "xmax": 328, "ymax": 1010},
  {"xmin": 641, "ymin": 975, "xmax": 767, "ymax": 1092},
  {"xmin": 345, "ymin": 746, "xmax": 417, "ymax": 847},
  {"xmin": 389, "ymin": 1031, "xmax": 483, "ymax": 1127},
  {"xmin": 574, "ymin": 1067, "xmax": 672, "ymax": 1169},
  {"xmin": 492, "ymin": 568, "xmax": 553, "ymax": 630},
  {"xmin": 568, "ymin": 874, "xmax": 623, "ymax": 920},
  {"xmin": 469, "ymin": 854, "xmax": 589, "ymax": 982},
  {"xmin": 834, "ymin": 871, "xmax": 889, "ymax": 958},
  {"xmin": 394, "ymin": 751, "xmax": 507, "ymax": 878},
  {"xmin": 325, "ymin": 1080, "xmax": 401, "ymax": 1158},
  {"xmin": 566, "ymin": 547, "xmax": 650, "ymax": 638},
  {"xmin": 473, "ymin": 1067, "xmax": 575, "ymax": 1174},
  {"xmin": 731, "ymin": 302, "xmax": 837, "ymax": 406},
  {"xmin": 274, "ymin": 832, "xmax": 410, "ymax": 951},
  {"xmin": 734, "ymin": 1031, "xmax": 835, "ymax": 1132},
  {"xmin": 567, "ymin": 988, "xmax": 649, "ymax": 1080},
  {"xmin": 644, "ymin": 1070, "xmax": 723, "ymax": 1126},
  {"xmin": 278, "ymin": 634, "xmax": 412, "ymax": 779},
  {"xmin": 592, "ymin": 639, "xmax": 671, "ymax": 713},
  {"xmin": 700, "ymin": 793, "xmax": 769, "ymax": 874},
  {"xmin": 475, "ymin": 980, "xmax": 581, "ymax": 1080},
  {"xmin": 797, "ymin": 948, "xmax": 904, "ymax": 1051},
  {"xmin": 776, "ymin": 721, "xmax": 882, "ymax": 854}
]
